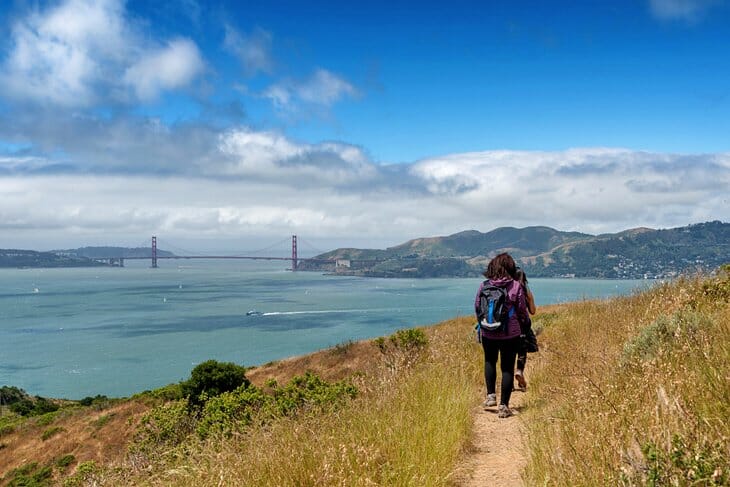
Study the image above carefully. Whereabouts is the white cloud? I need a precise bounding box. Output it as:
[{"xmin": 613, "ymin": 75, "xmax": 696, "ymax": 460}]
[
  {"xmin": 124, "ymin": 39, "xmax": 205, "ymax": 100},
  {"xmin": 297, "ymin": 69, "xmax": 358, "ymax": 105},
  {"xmin": 0, "ymin": 0, "xmax": 129, "ymax": 106},
  {"xmin": 224, "ymin": 26, "xmax": 274, "ymax": 76},
  {"xmin": 1, "ymin": 143, "xmax": 728, "ymax": 250},
  {"xmin": 648, "ymin": 0, "xmax": 720, "ymax": 21},
  {"xmin": 0, "ymin": 0, "xmax": 204, "ymax": 106},
  {"xmin": 263, "ymin": 69, "xmax": 357, "ymax": 111},
  {"xmin": 216, "ymin": 128, "xmax": 376, "ymax": 184}
]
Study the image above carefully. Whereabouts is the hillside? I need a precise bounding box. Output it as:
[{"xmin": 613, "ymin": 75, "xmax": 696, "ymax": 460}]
[
  {"xmin": 56, "ymin": 247, "xmax": 175, "ymax": 259},
  {"xmin": 2, "ymin": 267, "xmax": 728, "ymax": 486},
  {"xmin": 523, "ymin": 220, "xmax": 730, "ymax": 278},
  {"xmin": 0, "ymin": 247, "xmax": 175, "ymax": 268},
  {"xmin": 0, "ymin": 250, "xmax": 106, "ymax": 268},
  {"xmin": 300, "ymin": 221, "xmax": 729, "ymax": 278}
]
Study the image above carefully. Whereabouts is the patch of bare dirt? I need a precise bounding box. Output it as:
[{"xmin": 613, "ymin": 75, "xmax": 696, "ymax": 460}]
[{"xmin": 451, "ymin": 388, "xmax": 527, "ymax": 487}]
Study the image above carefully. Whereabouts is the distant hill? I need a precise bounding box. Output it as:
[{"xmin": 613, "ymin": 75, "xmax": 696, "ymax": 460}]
[
  {"xmin": 57, "ymin": 246, "xmax": 175, "ymax": 259},
  {"xmin": 0, "ymin": 249, "xmax": 106, "ymax": 268},
  {"xmin": 522, "ymin": 220, "xmax": 730, "ymax": 278},
  {"xmin": 0, "ymin": 246, "xmax": 175, "ymax": 268},
  {"xmin": 300, "ymin": 221, "xmax": 730, "ymax": 278}
]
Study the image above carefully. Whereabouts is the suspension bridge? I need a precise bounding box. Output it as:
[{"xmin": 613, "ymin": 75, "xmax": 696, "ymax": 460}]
[{"xmin": 100, "ymin": 235, "xmax": 379, "ymax": 271}]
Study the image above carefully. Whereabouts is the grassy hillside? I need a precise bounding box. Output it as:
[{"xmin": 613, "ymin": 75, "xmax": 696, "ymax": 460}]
[
  {"xmin": 2, "ymin": 266, "xmax": 728, "ymax": 486},
  {"xmin": 524, "ymin": 265, "xmax": 730, "ymax": 485}
]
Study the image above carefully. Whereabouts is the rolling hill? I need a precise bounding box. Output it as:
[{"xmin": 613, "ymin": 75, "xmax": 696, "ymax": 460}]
[{"xmin": 300, "ymin": 221, "xmax": 729, "ymax": 278}]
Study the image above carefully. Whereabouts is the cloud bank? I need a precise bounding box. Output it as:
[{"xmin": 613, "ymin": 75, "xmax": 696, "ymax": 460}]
[{"xmin": 1, "ymin": 117, "xmax": 728, "ymax": 249}]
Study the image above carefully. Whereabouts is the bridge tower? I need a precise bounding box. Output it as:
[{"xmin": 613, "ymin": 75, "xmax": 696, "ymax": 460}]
[
  {"xmin": 151, "ymin": 236, "xmax": 158, "ymax": 268},
  {"xmin": 291, "ymin": 235, "xmax": 298, "ymax": 271}
]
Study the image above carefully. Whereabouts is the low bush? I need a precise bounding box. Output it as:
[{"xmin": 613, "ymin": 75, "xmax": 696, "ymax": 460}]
[
  {"xmin": 55, "ymin": 454, "xmax": 76, "ymax": 469},
  {"xmin": 389, "ymin": 327, "xmax": 428, "ymax": 350},
  {"xmin": 63, "ymin": 461, "xmax": 99, "ymax": 487},
  {"xmin": 4, "ymin": 462, "xmax": 53, "ymax": 487},
  {"xmin": 632, "ymin": 435, "xmax": 728, "ymax": 486},
  {"xmin": 78, "ymin": 394, "xmax": 109, "ymax": 407},
  {"xmin": 10, "ymin": 396, "xmax": 59, "ymax": 417},
  {"xmin": 134, "ymin": 399, "xmax": 193, "ymax": 452},
  {"xmin": 621, "ymin": 309, "xmax": 707, "ymax": 365},
  {"xmin": 181, "ymin": 360, "xmax": 249, "ymax": 409},
  {"xmin": 198, "ymin": 372, "xmax": 357, "ymax": 438},
  {"xmin": 35, "ymin": 411, "xmax": 59, "ymax": 426}
]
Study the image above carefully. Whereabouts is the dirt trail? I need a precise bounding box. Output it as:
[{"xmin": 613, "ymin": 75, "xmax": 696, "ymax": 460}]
[{"xmin": 452, "ymin": 388, "xmax": 527, "ymax": 486}]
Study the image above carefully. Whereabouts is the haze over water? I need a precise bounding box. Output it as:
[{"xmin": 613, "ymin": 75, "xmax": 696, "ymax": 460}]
[{"xmin": 1, "ymin": 260, "xmax": 648, "ymax": 399}]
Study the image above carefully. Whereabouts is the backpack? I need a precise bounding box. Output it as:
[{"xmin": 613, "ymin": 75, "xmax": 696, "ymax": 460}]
[{"xmin": 477, "ymin": 282, "xmax": 514, "ymax": 333}]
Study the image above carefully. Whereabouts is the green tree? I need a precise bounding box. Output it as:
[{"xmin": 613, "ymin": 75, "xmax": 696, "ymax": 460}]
[{"xmin": 181, "ymin": 360, "xmax": 249, "ymax": 408}]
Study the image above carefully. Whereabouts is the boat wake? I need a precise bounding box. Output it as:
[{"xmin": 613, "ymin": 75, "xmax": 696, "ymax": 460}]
[{"xmin": 260, "ymin": 305, "xmax": 455, "ymax": 317}]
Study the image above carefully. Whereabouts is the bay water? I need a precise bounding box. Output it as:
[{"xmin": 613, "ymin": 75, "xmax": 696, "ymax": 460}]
[{"xmin": 1, "ymin": 259, "xmax": 649, "ymax": 399}]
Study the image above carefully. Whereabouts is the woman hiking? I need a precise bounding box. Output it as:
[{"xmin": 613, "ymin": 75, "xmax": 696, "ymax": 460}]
[
  {"xmin": 514, "ymin": 267, "xmax": 537, "ymax": 390},
  {"xmin": 474, "ymin": 253, "xmax": 529, "ymax": 418}
]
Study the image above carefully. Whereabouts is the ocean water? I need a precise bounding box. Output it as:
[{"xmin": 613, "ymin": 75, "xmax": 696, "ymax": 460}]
[{"xmin": 0, "ymin": 259, "xmax": 649, "ymax": 399}]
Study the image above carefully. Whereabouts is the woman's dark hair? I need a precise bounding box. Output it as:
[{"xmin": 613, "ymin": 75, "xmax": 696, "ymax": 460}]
[
  {"xmin": 515, "ymin": 267, "xmax": 528, "ymax": 285},
  {"xmin": 483, "ymin": 253, "xmax": 517, "ymax": 280}
]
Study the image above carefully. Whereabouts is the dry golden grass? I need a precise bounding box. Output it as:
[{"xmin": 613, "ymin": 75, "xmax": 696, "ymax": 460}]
[
  {"xmin": 93, "ymin": 318, "xmax": 484, "ymax": 486},
  {"xmin": 523, "ymin": 271, "xmax": 730, "ymax": 486}
]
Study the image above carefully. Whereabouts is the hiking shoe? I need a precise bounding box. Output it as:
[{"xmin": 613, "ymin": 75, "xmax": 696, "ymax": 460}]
[
  {"xmin": 498, "ymin": 404, "xmax": 513, "ymax": 418},
  {"xmin": 515, "ymin": 370, "xmax": 527, "ymax": 390},
  {"xmin": 483, "ymin": 393, "xmax": 497, "ymax": 408}
]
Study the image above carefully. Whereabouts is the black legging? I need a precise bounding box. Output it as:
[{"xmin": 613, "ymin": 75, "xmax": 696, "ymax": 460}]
[{"xmin": 482, "ymin": 337, "xmax": 521, "ymax": 407}]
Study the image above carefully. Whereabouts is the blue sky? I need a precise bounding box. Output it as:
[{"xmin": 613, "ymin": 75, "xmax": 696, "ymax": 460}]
[{"xmin": 0, "ymin": 0, "xmax": 728, "ymax": 250}]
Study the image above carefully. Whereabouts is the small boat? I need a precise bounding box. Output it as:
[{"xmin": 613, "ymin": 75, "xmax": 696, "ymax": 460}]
[{"xmin": 246, "ymin": 310, "xmax": 263, "ymax": 316}]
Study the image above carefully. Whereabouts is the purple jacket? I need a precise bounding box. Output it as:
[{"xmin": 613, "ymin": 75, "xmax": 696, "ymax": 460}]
[{"xmin": 474, "ymin": 277, "xmax": 528, "ymax": 340}]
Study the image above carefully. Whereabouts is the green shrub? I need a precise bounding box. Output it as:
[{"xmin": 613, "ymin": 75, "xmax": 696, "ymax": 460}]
[
  {"xmin": 10, "ymin": 396, "xmax": 59, "ymax": 417},
  {"xmin": 63, "ymin": 461, "xmax": 99, "ymax": 487},
  {"xmin": 35, "ymin": 411, "xmax": 59, "ymax": 426},
  {"xmin": 9, "ymin": 398, "xmax": 35, "ymax": 416},
  {"xmin": 0, "ymin": 415, "xmax": 22, "ymax": 437},
  {"xmin": 5, "ymin": 462, "xmax": 53, "ymax": 487},
  {"xmin": 196, "ymin": 372, "xmax": 357, "ymax": 438},
  {"xmin": 621, "ymin": 310, "xmax": 708, "ymax": 365},
  {"xmin": 389, "ymin": 327, "xmax": 428, "ymax": 350},
  {"xmin": 78, "ymin": 395, "xmax": 109, "ymax": 407},
  {"xmin": 41, "ymin": 426, "xmax": 65, "ymax": 441},
  {"xmin": 55, "ymin": 454, "xmax": 76, "ymax": 469},
  {"xmin": 197, "ymin": 384, "xmax": 269, "ymax": 438},
  {"xmin": 151, "ymin": 383, "xmax": 185, "ymax": 401},
  {"xmin": 372, "ymin": 336, "xmax": 387, "ymax": 352},
  {"xmin": 0, "ymin": 386, "xmax": 29, "ymax": 406},
  {"xmin": 181, "ymin": 360, "xmax": 250, "ymax": 408},
  {"xmin": 134, "ymin": 399, "xmax": 193, "ymax": 451},
  {"xmin": 630, "ymin": 436, "xmax": 729, "ymax": 486},
  {"xmin": 268, "ymin": 371, "xmax": 357, "ymax": 416}
]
